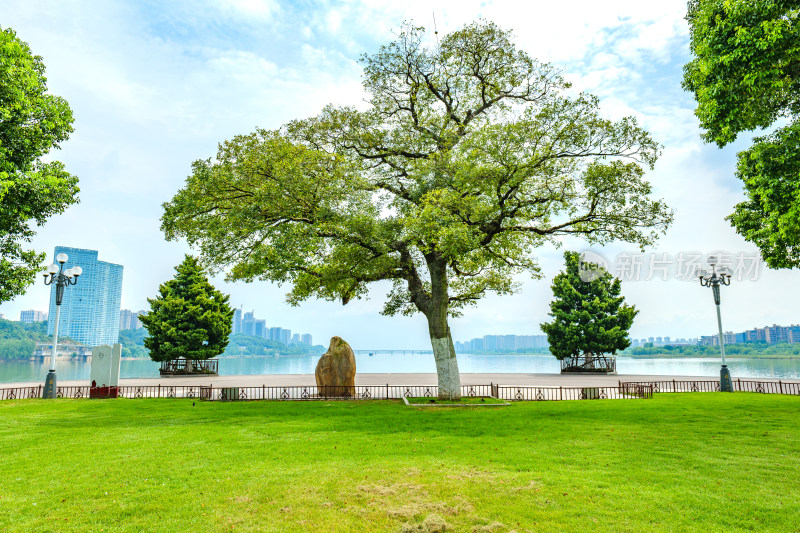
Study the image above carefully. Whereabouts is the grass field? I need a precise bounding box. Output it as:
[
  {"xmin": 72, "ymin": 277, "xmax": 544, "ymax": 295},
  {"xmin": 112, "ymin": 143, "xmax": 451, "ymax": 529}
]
[
  {"xmin": 1, "ymin": 393, "xmax": 798, "ymax": 532},
  {"xmin": 404, "ymin": 396, "xmax": 508, "ymax": 405}
]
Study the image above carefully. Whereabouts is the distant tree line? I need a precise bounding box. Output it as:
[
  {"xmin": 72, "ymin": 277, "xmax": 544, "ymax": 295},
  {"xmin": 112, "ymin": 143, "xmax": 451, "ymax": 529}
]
[
  {"xmin": 118, "ymin": 328, "xmax": 148, "ymax": 359},
  {"xmin": 0, "ymin": 318, "xmax": 76, "ymax": 360},
  {"xmin": 622, "ymin": 343, "xmax": 800, "ymax": 358}
]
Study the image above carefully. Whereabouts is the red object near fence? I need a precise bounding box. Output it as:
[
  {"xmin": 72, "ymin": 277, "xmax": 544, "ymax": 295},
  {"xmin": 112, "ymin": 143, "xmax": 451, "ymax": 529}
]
[{"xmin": 89, "ymin": 380, "xmax": 119, "ymax": 399}]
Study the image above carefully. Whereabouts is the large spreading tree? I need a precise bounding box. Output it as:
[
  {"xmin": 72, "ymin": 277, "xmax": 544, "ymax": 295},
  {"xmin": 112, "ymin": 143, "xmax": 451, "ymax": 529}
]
[
  {"xmin": 140, "ymin": 255, "xmax": 234, "ymax": 362},
  {"xmin": 0, "ymin": 27, "xmax": 79, "ymax": 302},
  {"xmin": 683, "ymin": 0, "xmax": 800, "ymax": 268},
  {"xmin": 541, "ymin": 251, "xmax": 637, "ymax": 368},
  {"xmin": 162, "ymin": 21, "xmax": 671, "ymax": 398}
]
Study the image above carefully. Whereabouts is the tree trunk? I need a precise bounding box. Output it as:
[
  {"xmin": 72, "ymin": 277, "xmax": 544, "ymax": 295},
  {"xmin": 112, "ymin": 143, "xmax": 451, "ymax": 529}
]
[
  {"xmin": 425, "ymin": 254, "xmax": 461, "ymax": 400},
  {"xmin": 428, "ymin": 316, "xmax": 461, "ymax": 400}
]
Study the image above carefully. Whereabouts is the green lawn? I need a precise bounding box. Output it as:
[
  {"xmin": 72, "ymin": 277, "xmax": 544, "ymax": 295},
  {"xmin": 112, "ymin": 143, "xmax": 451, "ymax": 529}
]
[
  {"xmin": 405, "ymin": 396, "xmax": 508, "ymax": 406},
  {"xmin": 0, "ymin": 394, "xmax": 797, "ymax": 532}
]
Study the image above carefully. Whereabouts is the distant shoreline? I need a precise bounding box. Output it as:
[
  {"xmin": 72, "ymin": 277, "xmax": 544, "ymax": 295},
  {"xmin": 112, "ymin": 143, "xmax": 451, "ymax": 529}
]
[{"xmin": 3, "ymin": 352, "xmax": 800, "ymax": 363}]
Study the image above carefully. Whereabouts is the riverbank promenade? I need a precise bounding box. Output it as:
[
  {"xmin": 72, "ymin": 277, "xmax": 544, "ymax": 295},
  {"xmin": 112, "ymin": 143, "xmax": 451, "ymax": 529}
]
[{"xmin": 4, "ymin": 371, "xmax": 799, "ymax": 389}]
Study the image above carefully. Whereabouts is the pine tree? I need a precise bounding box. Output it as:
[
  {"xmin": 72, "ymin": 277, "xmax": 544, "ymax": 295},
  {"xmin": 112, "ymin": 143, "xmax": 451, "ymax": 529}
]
[
  {"xmin": 541, "ymin": 251, "xmax": 637, "ymax": 368},
  {"xmin": 140, "ymin": 255, "xmax": 234, "ymax": 362}
]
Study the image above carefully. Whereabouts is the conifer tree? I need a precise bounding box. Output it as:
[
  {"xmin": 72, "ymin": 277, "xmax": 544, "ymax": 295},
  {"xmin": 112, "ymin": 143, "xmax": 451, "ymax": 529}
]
[
  {"xmin": 541, "ymin": 251, "xmax": 637, "ymax": 366},
  {"xmin": 140, "ymin": 255, "xmax": 234, "ymax": 362}
]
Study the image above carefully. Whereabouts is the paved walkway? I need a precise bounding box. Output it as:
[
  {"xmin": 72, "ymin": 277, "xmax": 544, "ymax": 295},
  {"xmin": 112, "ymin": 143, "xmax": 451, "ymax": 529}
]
[{"xmin": 4, "ymin": 372, "xmax": 798, "ymax": 389}]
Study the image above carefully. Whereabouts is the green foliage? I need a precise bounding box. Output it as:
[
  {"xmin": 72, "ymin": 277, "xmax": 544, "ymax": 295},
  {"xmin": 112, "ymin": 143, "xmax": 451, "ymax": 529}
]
[
  {"xmin": 0, "ymin": 338, "xmax": 35, "ymax": 359},
  {"xmin": 726, "ymin": 122, "xmax": 800, "ymax": 268},
  {"xmin": 0, "ymin": 318, "xmax": 51, "ymax": 359},
  {"xmin": 683, "ymin": 0, "xmax": 800, "ymax": 147},
  {"xmin": 162, "ymin": 20, "xmax": 670, "ymax": 393},
  {"xmin": 683, "ymin": 1, "xmax": 800, "ymax": 267},
  {"xmin": 624, "ymin": 342, "xmax": 800, "ymax": 357},
  {"xmin": 0, "ymin": 27, "xmax": 79, "ymax": 302},
  {"xmin": 117, "ymin": 328, "xmax": 149, "ymax": 358},
  {"xmin": 541, "ymin": 251, "xmax": 637, "ymax": 359},
  {"xmin": 139, "ymin": 255, "xmax": 234, "ymax": 362}
]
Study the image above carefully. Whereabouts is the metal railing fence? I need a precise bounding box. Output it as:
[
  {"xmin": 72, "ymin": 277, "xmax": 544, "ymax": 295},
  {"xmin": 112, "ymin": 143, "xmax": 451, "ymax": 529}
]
[
  {"xmin": 1, "ymin": 379, "xmax": 797, "ymax": 401},
  {"xmin": 618, "ymin": 379, "xmax": 800, "ymax": 395},
  {"xmin": 0, "ymin": 383, "xmax": 648, "ymax": 401}
]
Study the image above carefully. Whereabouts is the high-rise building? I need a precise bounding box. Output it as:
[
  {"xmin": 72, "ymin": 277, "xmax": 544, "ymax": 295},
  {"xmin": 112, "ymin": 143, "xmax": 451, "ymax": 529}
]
[
  {"xmin": 503, "ymin": 335, "xmax": 516, "ymax": 350},
  {"xmin": 254, "ymin": 319, "xmax": 266, "ymax": 339},
  {"xmin": 242, "ymin": 311, "xmax": 255, "ymax": 337},
  {"xmin": 232, "ymin": 308, "xmax": 242, "ymax": 334},
  {"xmin": 119, "ymin": 309, "xmax": 144, "ymax": 330},
  {"xmin": 20, "ymin": 310, "xmax": 47, "ymax": 323},
  {"xmin": 483, "ymin": 335, "xmax": 497, "ymax": 351},
  {"xmin": 268, "ymin": 327, "xmax": 291, "ymax": 345},
  {"xmin": 47, "ymin": 246, "xmax": 123, "ymax": 346},
  {"xmin": 301, "ymin": 333, "xmax": 312, "ymax": 346},
  {"xmin": 764, "ymin": 324, "xmax": 789, "ymax": 344},
  {"xmin": 788, "ymin": 325, "xmax": 800, "ymax": 344}
]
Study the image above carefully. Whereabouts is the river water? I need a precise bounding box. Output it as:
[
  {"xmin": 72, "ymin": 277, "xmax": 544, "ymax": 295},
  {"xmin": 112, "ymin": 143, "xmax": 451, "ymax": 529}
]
[{"xmin": 1, "ymin": 353, "xmax": 799, "ymax": 383}]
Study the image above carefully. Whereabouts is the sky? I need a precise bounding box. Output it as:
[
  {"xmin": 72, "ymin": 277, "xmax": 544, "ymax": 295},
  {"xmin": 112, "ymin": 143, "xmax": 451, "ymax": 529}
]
[{"xmin": 1, "ymin": 0, "xmax": 796, "ymax": 350}]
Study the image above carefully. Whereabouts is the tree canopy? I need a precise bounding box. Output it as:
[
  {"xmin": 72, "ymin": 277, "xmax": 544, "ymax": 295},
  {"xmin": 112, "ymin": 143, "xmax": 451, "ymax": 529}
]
[
  {"xmin": 683, "ymin": 0, "xmax": 800, "ymax": 268},
  {"xmin": 541, "ymin": 251, "xmax": 637, "ymax": 360},
  {"xmin": 162, "ymin": 21, "xmax": 671, "ymax": 398},
  {"xmin": 0, "ymin": 27, "xmax": 79, "ymax": 302},
  {"xmin": 140, "ymin": 255, "xmax": 234, "ymax": 362}
]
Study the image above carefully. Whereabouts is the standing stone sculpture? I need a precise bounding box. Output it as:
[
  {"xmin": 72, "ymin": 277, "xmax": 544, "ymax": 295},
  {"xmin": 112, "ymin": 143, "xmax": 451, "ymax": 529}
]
[{"xmin": 315, "ymin": 336, "xmax": 356, "ymax": 396}]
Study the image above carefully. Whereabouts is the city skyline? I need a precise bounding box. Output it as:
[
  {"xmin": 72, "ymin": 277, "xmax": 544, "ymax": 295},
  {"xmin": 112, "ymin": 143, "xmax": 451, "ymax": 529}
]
[
  {"xmin": 1, "ymin": 1, "xmax": 800, "ymax": 350},
  {"xmin": 232, "ymin": 308, "xmax": 313, "ymax": 347},
  {"xmin": 13, "ymin": 298, "xmax": 800, "ymax": 352}
]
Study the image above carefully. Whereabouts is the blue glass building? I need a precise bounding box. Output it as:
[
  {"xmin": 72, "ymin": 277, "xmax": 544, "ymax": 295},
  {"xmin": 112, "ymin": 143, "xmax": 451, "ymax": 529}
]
[{"xmin": 47, "ymin": 246, "xmax": 124, "ymax": 346}]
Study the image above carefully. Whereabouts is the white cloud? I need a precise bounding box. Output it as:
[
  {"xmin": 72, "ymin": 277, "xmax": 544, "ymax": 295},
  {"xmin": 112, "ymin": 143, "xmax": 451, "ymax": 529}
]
[
  {"xmin": 218, "ymin": 0, "xmax": 278, "ymax": 19},
  {"xmin": 325, "ymin": 9, "xmax": 343, "ymax": 33}
]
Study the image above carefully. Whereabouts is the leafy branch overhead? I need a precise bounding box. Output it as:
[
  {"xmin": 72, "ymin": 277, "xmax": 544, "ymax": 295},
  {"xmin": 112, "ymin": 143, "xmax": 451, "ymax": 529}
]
[
  {"xmin": 683, "ymin": 0, "xmax": 800, "ymax": 268},
  {"xmin": 0, "ymin": 27, "xmax": 79, "ymax": 303},
  {"xmin": 163, "ymin": 21, "xmax": 672, "ymax": 319}
]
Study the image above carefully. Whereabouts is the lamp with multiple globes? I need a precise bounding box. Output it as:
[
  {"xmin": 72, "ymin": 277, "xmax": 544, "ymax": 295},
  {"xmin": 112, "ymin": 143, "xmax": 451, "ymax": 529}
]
[
  {"xmin": 698, "ymin": 257, "xmax": 733, "ymax": 392},
  {"xmin": 41, "ymin": 253, "xmax": 82, "ymax": 399}
]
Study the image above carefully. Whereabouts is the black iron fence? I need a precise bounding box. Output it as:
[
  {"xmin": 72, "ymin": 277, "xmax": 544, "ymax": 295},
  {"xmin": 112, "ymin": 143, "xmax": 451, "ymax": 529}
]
[
  {"xmin": 0, "ymin": 383, "xmax": 648, "ymax": 401},
  {"xmin": 1, "ymin": 379, "xmax": 797, "ymax": 402},
  {"xmin": 561, "ymin": 355, "xmax": 617, "ymax": 373},
  {"xmin": 159, "ymin": 358, "xmax": 218, "ymax": 376},
  {"xmin": 618, "ymin": 379, "xmax": 800, "ymax": 395}
]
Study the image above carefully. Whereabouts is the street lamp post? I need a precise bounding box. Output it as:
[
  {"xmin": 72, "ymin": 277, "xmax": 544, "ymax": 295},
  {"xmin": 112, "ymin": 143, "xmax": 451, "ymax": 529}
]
[
  {"xmin": 41, "ymin": 253, "xmax": 82, "ymax": 399},
  {"xmin": 698, "ymin": 259, "xmax": 733, "ymax": 392}
]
